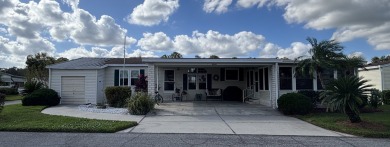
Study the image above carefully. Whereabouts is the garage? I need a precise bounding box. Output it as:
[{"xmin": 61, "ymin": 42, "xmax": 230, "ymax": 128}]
[{"xmin": 61, "ymin": 76, "xmax": 85, "ymax": 104}]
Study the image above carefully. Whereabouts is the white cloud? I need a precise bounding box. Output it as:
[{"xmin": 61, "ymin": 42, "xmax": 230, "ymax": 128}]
[
  {"xmin": 203, "ymin": 0, "xmax": 232, "ymax": 14},
  {"xmin": 127, "ymin": 0, "xmax": 179, "ymax": 26},
  {"xmin": 137, "ymin": 32, "xmax": 173, "ymax": 51},
  {"xmin": 57, "ymin": 46, "xmax": 158, "ymax": 60},
  {"xmin": 348, "ymin": 52, "xmax": 364, "ymax": 58},
  {"xmin": 260, "ymin": 42, "xmax": 311, "ymax": 59},
  {"xmin": 137, "ymin": 30, "xmax": 265, "ymax": 57},
  {"xmin": 236, "ymin": 0, "xmax": 269, "ymax": 8}
]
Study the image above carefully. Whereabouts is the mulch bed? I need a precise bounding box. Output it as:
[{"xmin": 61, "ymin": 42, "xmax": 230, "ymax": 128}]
[{"xmin": 337, "ymin": 121, "xmax": 386, "ymax": 131}]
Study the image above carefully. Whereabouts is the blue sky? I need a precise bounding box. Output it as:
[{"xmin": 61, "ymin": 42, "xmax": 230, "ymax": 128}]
[{"xmin": 1, "ymin": 0, "xmax": 389, "ymax": 67}]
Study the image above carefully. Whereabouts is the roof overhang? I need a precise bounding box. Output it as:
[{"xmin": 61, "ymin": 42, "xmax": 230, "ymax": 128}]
[{"xmin": 143, "ymin": 58, "xmax": 295, "ymax": 66}]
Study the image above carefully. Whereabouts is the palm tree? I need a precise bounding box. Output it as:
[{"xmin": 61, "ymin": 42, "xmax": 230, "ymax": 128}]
[
  {"xmin": 338, "ymin": 56, "xmax": 366, "ymax": 77},
  {"xmin": 295, "ymin": 37, "xmax": 344, "ymax": 88},
  {"xmin": 320, "ymin": 76, "xmax": 372, "ymax": 123}
]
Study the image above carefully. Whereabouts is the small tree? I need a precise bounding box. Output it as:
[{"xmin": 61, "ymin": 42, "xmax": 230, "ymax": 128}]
[
  {"xmin": 135, "ymin": 74, "xmax": 148, "ymax": 92},
  {"xmin": 321, "ymin": 76, "xmax": 372, "ymax": 123},
  {"xmin": 209, "ymin": 55, "xmax": 219, "ymax": 59}
]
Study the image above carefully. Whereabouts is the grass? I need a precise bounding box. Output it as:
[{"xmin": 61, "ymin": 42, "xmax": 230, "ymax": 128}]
[
  {"xmin": 297, "ymin": 105, "xmax": 390, "ymax": 138},
  {"xmin": 0, "ymin": 104, "xmax": 137, "ymax": 133},
  {"xmin": 5, "ymin": 95, "xmax": 23, "ymax": 101}
]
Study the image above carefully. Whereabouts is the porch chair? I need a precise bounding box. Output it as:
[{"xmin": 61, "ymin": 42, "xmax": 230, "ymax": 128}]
[{"xmin": 171, "ymin": 88, "xmax": 182, "ymax": 101}]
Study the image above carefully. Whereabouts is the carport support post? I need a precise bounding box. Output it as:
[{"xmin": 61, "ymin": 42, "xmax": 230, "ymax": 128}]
[{"xmin": 147, "ymin": 64, "xmax": 156, "ymax": 97}]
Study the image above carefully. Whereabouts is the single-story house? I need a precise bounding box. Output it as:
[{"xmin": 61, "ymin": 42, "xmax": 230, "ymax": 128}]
[
  {"xmin": 358, "ymin": 61, "xmax": 390, "ymax": 91},
  {"xmin": 0, "ymin": 72, "xmax": 26, "ymax": 88},
  {"xmin": 48, "ymin": 57, "xmax": 339, "ymax": 108}
]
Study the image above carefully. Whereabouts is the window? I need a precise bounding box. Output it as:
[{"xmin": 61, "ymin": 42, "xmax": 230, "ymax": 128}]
[
  {"xmin": 188, "ymin": 74, "xmax": 196, "ymax": 90},
  {"xmin": 119, "ymin": 70, "xmax": 129, "ymax": 86},
  {"xmin": 226, "ymin": 69, "xmax": 239, "ymax": 80},
  {"xmin": 198, "ymin": 74, "xmax": 207, "ymax": 89},
  {"xmin": 164, "ymin": 70, "xmax": 175, "ymax": 91},
  {"xmin": 279, "ymin": 67, "xmax": 292, "ymax": 90},
  {"xmin": 296, "ymin": 71, "xmax": 313, "ymax": 90},
  {"xmin": 130, "ymin": 70, "xmax": 140, "ymax": 86}
]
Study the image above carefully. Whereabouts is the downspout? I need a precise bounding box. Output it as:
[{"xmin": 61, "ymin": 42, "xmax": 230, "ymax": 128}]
[{"xmin": 48, "ymin": 68, "xmax": 51, "ymax": 88}]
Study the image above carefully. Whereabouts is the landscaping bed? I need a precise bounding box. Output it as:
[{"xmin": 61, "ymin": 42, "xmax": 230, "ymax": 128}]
[
  {"xmin": 297, "ymin": 105, "xmax": 390, "ymax": 138},
  {"xmin": 0, "ymin": 104, "xmax": 137, "ymax": 133}
]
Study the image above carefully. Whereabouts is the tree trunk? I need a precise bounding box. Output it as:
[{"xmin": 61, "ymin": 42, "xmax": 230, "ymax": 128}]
[
  {"xmin": 317, "ymin": 72, "xmax": 326, "ymax": 89},
  {"xmin": 346, "ymin": 107, "xmax": 361, "ymax": 123}
]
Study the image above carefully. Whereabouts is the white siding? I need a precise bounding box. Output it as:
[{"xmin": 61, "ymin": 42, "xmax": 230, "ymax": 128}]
[
  {"xmin": 359, "ymin": 68, "xmax": 382, "ymax": 90},
  {"xmin": 382, "ymin": 66, "xmax": 390, "ymax": 90},
  {"xmin": 50, "ymin": 69, "xmax": 97, "ymax": 104},
  {"xmin": 96, "ymin": 69, "xmax": 105, "ymax": 104}
]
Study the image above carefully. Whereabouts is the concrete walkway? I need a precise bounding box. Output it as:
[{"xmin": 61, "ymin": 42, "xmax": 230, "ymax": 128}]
[
  {"xmin": 130, "ymin": 102, "xmax": 352, "ymax": 136},
  {"xmin": 4, "ymin": 100, "xmax": 21, "ymax": 106},
  {"xmin": 42, "ymin": 105, "xmax": 144, "ymax": 122}
]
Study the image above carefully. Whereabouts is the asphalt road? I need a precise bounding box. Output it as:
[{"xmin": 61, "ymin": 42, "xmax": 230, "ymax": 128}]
[{"xmin": 0, "ymin": 132, "xmax": 389, "ymax": 147}]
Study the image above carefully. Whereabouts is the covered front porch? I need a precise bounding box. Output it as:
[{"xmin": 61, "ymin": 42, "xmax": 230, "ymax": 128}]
[{"xmin": 144, "ymin": 58, "xmax": 292, "ymax": 107}]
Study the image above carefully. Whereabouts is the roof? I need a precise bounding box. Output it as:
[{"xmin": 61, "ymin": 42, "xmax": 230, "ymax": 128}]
[
  {"xmin": 364, "ymin": 61, "xmax": 390, "ymax": 67},
  {"xmin": 47, "ymin": 58, "xmax": 145, "ymax": 69},
  {"xmin": 47, "ymin": 57, "xmax": 295, "ymax": 69},
  {"xmin": 142, "ymin": 58, "xmax": 295, "ymax": 64},
  {"xmin": 0, "ymin": 72, "xmax": 26, "ymax": 82}
]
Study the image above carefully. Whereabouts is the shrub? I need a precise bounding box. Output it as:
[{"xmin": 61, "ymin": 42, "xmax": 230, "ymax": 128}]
[
  {"xmin": 277, "ymin": 93, "xmax": 313, "ymax": 115},
  {"xmin": 383, "ymin": 90, "xmax": 390, "ymax": 105},
  {"xmin": 0, "ymin": 88, "xmax": 18, "ymax": 95},
  {"xmin": 22, "ymin": 88, "xmax": 60, "ymax": 106},
  {"xmin": 127, "ymin": 92, "xmax": 154, "ymax": 115},
  {"xmin": 105, "ymin": 86, "xmax": 131, "ymax": 108},
  {"xmin": 22, "ymin": 81, "xmax": 44, "ymax": 95},
  {"xmin": 369, "ymin": 89, "xmax": 382, "ymax": 109},
  {"xmin": 0, "ymin": 93, "xmax": 5, "ymax": 113},
  {"xmin": 298, "ymin": 90, "xmax": 322, "ymax": 108}
]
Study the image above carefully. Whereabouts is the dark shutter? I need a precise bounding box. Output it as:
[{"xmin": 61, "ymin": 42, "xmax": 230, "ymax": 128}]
[
  {"xmin": 140, "ymin": 69, "xmax": 145, "ymax": 75},
  {"xmin": 207, "ymin": 74, "xmax": 212, "ymax": 90},
  {"xmin": 220, "ymin": 68, "xmax": 225, "ymax": 81},
  {"xmin": 239, "ymin": 68, "xmax": 244, "ymax": 81},
  {"xmin": 183, "ymin": 74, "xmax": 187, "ymax": 90},
  {"xmin": 114, "ymin": 69, "xmax": 119, "ymax": 86}
]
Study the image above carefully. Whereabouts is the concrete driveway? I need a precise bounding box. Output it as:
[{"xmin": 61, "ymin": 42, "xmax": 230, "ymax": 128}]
[{"xmin": 130, "ymin": 102, "xmax": 350, "ymax": 136}]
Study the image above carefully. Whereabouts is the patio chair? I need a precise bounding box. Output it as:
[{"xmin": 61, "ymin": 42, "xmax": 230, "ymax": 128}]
[{"xmin": 171, "ymin": 88, "xmax": 182, "ymax": 101}]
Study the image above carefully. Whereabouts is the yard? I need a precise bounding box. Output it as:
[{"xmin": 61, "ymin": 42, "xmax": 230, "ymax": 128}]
[
  {"xmin": 0, "ymin": 104, "xmax": 137, "ymax": 133},
  {"xmin": 298, "ymin": 105, "xmax": 390, "ymax": 138},
  {"xmin": 5, "ymin": 95, "xmax": 23, "ymax": 101}
]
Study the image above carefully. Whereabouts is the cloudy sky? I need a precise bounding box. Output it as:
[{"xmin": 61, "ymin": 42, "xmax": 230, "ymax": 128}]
[{"xmin": 1, "ymin": 0, "xmax": 390, "ymax": 67}]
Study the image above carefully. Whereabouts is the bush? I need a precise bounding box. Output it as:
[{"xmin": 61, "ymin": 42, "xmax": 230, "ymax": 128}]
[
  {"xmin": 0, "ymin": 88, "xmax": 18, "ymax": 95},
  {"xmin": 277, "ymin": 93, "xmax": 313, "ymax": 115},
  {"xmin": 0, "ymin": 93, "xmax": 5, "ymax": 113},
  {"xmin": 22, "ymin": 81, "xmax": 44, "ymax": 95},
  {"xmin": 298, "ymin": 90, "xmax": 322, "ymax": 108},
  {"xmin": 105, "ymin": 86, "xmax": 131, "ymax": 108},
  {"xmin": 383, "ymin": 90, "xmax": 390, "ymax": 105},
  {"xmin": 369, "ymin": 89, "xmax": 382, "ymax": 109},
  {"xmin": 22, "ymin": 88, "xmax": 60, "ymax": 106},
  {"xmin": 127, "ymin": 92, "xmax": 154, "ymax": 115}
]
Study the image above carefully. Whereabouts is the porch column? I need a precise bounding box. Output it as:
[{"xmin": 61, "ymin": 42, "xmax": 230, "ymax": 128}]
[
  {"xmin": 270, "ymin": 63, "xmax": 279, "ymax": 109},
  {"xmin": 147, "ymin": 63, "xmax": 156, "ymax": 97}
]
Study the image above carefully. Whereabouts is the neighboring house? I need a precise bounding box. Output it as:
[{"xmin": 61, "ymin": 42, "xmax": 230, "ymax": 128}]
[
  {"xmin": 48, "ymin": 57, "xmax": 339, "ymax": 108},
  {"xmin": 358, "ymin": 61, "xmax": 390, "ymax": 91},
  {"xmin": 0, "ymin": 72, "xmax": 26, "ymax": 88}
]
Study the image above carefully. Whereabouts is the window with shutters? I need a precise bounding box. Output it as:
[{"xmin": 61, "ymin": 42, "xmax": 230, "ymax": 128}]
[
  {"xmin": 130, "ymin": 70, "xmax": 139, "ymax": 86},
  {"xmin": 225, "ymin": 68, "xmax": 239, "ymax": 81},
  {"xmin": 119, "ymin": 69, "xmax": 129, "ymax": 86}
]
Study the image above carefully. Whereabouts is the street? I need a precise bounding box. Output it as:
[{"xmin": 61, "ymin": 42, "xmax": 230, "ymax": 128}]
[{"xmin": 0, "ymin": 132, "xmax": 389, "ymax": 147}]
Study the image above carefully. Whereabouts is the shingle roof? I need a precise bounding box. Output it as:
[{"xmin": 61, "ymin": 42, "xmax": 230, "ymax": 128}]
[{"xmin": 46, "ymin": 58, "xmax": 144, "ymax": 69}]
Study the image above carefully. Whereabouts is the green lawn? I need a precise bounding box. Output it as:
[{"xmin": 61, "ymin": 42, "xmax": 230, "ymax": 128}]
[
  {"xmin": 298, "ymin": 105, "xmax": 390, "ymax": 138},
  {"xmin": 5, "ymin": 95, "xmax": 23, "ymax": 101},
  {"xmin": 0, "ymin": 104, "xmax": 137, "ymax": 133}
]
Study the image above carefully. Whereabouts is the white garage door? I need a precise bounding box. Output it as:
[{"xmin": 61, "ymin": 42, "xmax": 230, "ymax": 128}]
[{"xmin": 61, "ymin": 76, "xmax": 85, "ymax": 104}]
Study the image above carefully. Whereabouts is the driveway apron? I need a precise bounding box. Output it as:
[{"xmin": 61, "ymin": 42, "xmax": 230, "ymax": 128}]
[{"xmin": 130, "ymin": 102, "xmax": 349, "ymax": 136}]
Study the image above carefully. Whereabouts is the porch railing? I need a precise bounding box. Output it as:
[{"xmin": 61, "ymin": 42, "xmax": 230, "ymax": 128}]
[{"xmin": 243, "ymin": 85, "xmax": 255, "ymax": 103}]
